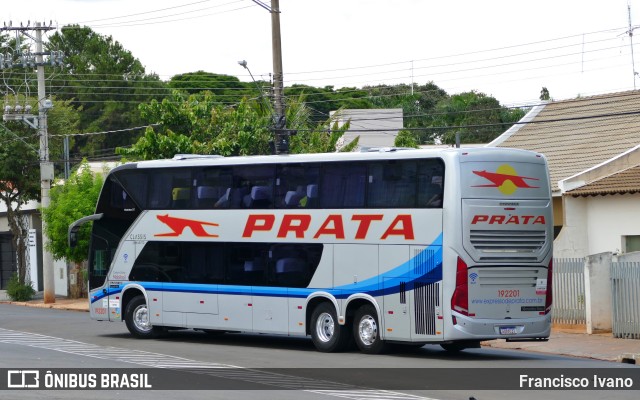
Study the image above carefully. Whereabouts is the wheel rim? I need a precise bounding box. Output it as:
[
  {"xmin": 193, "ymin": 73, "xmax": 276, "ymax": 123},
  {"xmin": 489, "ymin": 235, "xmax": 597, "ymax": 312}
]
[
  {"xmin": 133, "ymin": 304, "xmax": 152, "ymax": 333},
  {"xmin": 315, "ymin": 312, "xmax": 335, "ymax": 343},
  {"xmin": 358, "ymin": 315, "xmax": 377, "ymax": 346}
]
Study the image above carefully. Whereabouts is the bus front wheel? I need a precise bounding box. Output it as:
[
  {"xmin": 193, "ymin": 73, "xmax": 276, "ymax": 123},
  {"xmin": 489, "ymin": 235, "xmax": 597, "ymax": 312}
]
[
  {"xmin": 310, "ymin": 303, "xmax": 350, "ymax": 352},
  {"xmin": 353, "ymin": 304, "xmax": 387, "ymax": 354},
  {"xmin": 125, "ymin": 295, "xmax": 160, "ymax": 339}
]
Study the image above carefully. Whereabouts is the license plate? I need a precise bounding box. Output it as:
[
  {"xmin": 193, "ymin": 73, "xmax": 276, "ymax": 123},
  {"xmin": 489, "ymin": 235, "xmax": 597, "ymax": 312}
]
[{"xmin": 499, "ymin": 326, "xmax": 517, "ymax": 335}]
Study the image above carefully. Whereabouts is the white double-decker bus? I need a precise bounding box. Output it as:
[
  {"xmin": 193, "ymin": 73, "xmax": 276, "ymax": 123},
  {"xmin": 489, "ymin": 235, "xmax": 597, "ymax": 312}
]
[{"xmin": 70, "ymin": 147, "xmax": 553, "ymax": 353}]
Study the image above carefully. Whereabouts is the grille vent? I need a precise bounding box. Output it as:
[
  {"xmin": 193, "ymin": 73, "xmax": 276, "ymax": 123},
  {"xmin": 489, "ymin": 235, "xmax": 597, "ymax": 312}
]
[
  {"xmin": 470, "ymin": 230, "xmax": 546, "ymax": 261},
  {"xmin": 414, "ymin": 281, "xmax": 439, "ymax": 335}
]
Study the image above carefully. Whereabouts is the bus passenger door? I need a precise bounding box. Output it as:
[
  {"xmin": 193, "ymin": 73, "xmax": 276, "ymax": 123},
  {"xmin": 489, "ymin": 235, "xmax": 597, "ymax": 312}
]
[
  {"xmin": 408, "ymin": 245, "xmax": 444, "ymax": 341},
  {"xmin": 88, "ymin": 234, "xmax": 111, "ymax": 321},
  {"xmin": 108, "ymin": 240, "xmax": 142, "ymax": 322}
]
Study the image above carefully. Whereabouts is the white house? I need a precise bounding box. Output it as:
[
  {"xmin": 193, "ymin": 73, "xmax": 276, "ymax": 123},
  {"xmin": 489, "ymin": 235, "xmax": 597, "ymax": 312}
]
[{"xmin": 330, "ymin": 108, "xmax": 403, "ymax": 149}]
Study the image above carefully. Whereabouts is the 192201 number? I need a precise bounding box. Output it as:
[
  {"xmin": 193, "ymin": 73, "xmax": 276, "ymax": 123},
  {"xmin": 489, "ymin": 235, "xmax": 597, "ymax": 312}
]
[{"xmin": 497, "ymin": 289, "xmax": 520, "ymax": 298}]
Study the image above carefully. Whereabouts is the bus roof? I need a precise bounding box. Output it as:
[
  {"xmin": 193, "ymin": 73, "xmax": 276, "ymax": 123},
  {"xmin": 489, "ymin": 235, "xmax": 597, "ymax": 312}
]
[{"xmin": 111, "ymin": 147, "xmax": 546, "ymax": 173}]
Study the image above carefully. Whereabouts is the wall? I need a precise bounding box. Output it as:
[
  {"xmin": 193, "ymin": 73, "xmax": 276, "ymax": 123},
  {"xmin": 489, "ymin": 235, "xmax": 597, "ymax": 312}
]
[
  {"xmin": 0, "ymin": 207, "xmax": 69, "ymax": 296},
  {"xmin": 553, "ymin": 195, "xmax": 588, "ymax": 258},
  {"xmin": 584, "ymin": 252, "xmax": 612, "ymax": 333},
  {"xmin": 552, "ymin": 196, "xmax": 563, "ymax": 231},
  {"xmin": 586, "ymin": 193, "xmax": 640, "ymax": 255},
  {"xmin": 330, "ymin": 109, "xmax": 403, "ymax": 149},
  {"xmin": 554, "ymin": 193, "xmax": 640, "ymax": 259}
]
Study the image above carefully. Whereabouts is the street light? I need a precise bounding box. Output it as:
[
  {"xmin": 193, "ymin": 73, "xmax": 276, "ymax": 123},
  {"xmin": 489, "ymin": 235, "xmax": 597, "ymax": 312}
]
[
  {"xmin": 238, "ymin": 60, "xmax": 258, "ymax": 85},
  {"xmin": 238, "ymin": 60, "xmax": 288, "ymax": 154}
]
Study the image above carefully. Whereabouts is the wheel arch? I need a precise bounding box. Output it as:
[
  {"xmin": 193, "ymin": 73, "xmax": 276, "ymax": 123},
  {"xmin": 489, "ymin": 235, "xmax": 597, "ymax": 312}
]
[
  {"xmin": 305, "ymin": 292, "xmax": 339, "ymax": 335},
  {"xmin": 121, "ymin": 284, "xmax": 147, "ymax": 321},
  {"xmin": 344, "ymin": 294, "xmax": 383, "ymax": 338}
]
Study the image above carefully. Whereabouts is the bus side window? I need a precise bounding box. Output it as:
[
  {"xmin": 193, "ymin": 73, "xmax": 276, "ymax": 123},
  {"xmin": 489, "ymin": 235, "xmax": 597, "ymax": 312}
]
[
  {"xmin": 283, "ymin": 186, "xmax": 306, "ymax": 208},
  {"xmin": 130, "ymin": 242, "xmax": 172, "ymax": 282},
  {"xmin": 320, "ymin": 163, "xmax": 366, "ymax": 208},
  {"xmin": 274, "ymin": 257, "xmax": 307, "ymax": 287},
  {"xmin": 195, "ymin": 186, "xmax": 222, "ymax": 209},
  {"xmin": 172, "ymin": 187, "xmax": 191, "ymax": 208},
  {"xmin": 305, "ymin": 184, "xmax": 318, "ymax": 208},
  {"xmin": 417, "ymin": 159, "xmax": 444, "ymax": 208},
  {"xmin": 110, "ymin": 184, "xmax": 135, "ymax": 210},
  {"xmin": 424, "ymin": 183, "xmax": 442, "ymax": 208},
  {"xmin": 225, "ymin": 244, "xmax": 268, "ymax": 285},
  {"xmin": 243, "ymin": 185, "xmax": 272, "ymax": 208}
]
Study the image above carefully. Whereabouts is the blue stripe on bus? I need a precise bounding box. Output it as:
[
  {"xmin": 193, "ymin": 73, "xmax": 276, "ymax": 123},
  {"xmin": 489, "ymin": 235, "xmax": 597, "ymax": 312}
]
[{"xmin": 91, "ymin": 234, "xmax": 443, "ymax": 304}]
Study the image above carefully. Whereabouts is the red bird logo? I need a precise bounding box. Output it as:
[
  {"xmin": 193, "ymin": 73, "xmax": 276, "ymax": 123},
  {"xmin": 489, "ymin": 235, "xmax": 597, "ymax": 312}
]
[
  {"xmin": 155, "ymin": 214, "xmax": 219, "ymax": 237},
  {"xmin": 472, "ymin": 165, "xmax": 539, "ymax": 195},
  {"xmin": 472, "ymin": 170, "xmax": 539, "ymax": 188}
]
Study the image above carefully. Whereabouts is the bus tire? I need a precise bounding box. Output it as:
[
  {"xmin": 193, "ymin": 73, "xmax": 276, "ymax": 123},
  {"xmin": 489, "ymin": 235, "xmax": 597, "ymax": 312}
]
[
  {"xmin": 125, "ymin": 295, "xmax": 160, "ymax": 339},
  {"xmin": 353, "ymin": 304, "xmax": 387, "ymax": 354},
  {"xmin": 310, "ymin": 303, "xmax": 350, "ymax": 352}
]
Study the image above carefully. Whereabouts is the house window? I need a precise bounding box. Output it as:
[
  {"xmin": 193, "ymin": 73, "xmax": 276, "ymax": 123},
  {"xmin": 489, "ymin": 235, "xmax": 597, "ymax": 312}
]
[{"xmin": 623, "ymin": 235, "xmax": 640, "ymax": 253}]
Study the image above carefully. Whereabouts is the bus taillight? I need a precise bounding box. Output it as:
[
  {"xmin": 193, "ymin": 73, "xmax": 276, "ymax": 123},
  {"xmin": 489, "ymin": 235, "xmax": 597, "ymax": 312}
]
[
  {"xmin": 452, "ymin": 257, "xmax": 469, "ymax": 316},
  {"xmin": 545, "ymin": 259, "xmax": 553, "ymax": 315}
]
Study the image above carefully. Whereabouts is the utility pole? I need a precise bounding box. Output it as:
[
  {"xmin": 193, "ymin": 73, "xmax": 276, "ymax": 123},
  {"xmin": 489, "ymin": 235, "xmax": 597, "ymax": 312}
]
[
  {"xmin": 627, "ymin": 4, "xmax": 638, "ymax": 90},
  {"xmin": 251, "ymin": 0, "xmax": 288, "ymax": 154},
  {"xmin": 270, "ymin": 0, "xmax": 287, "ymax": 154},
  {"xmin": 1, "ymin": 21, "xmax": 58, "ymax": 303},
  {"xmin": 35, "ymin": 23, "xmax": 56, "ymax": 304}
]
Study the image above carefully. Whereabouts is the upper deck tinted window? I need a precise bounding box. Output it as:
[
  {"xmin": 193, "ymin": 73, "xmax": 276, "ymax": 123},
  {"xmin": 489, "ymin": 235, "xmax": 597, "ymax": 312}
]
[{"xmin": 115, "ymin": 157, "xmax": 444, "ymax": 210}]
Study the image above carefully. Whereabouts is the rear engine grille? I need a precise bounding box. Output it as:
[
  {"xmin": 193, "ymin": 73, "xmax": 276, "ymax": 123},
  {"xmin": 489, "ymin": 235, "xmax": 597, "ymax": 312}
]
[
  {"xmin": 414, "ymin": 281, "xmax": 439, "ymax": 335},
  {"xmin": 470, "ymin": 230, "xmax": 546, "ymax": 260}
]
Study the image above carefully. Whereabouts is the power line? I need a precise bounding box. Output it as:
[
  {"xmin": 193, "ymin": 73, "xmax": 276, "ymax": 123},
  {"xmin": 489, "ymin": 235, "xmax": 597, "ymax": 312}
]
[
  {"xmin": 84, "ymin": 4, "xmax": 255, "ymax": 29},
  {"xmin": 76, "ymin": 0, "xmax": 217, "ymax": 24},
  {"xmin": 49, "ymin": 123, "xmax": 160, "ymax": 138}
]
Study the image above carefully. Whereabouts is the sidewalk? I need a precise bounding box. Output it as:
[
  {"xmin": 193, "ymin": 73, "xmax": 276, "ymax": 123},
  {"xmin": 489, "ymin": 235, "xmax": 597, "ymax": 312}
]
[
  {"xmin": 482, "ymin": 329, "xmax": 640, "ymax": 364},
  {"xmin": 1, "ymin": 294, "xmax": 639, "ymax": 364}
]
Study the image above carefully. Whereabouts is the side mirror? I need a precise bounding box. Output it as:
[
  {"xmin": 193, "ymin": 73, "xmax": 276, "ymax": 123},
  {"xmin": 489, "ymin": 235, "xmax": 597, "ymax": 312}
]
[
  {"xmin": 68, "ymin": 213, "xmax": 103, "ymax": 248},
  {"xmin": 69, "ymin": 229, "xmax": 78, "ymax": 248}
]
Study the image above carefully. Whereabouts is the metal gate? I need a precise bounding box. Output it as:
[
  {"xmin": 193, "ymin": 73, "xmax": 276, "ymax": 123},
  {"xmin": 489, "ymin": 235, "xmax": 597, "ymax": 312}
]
[
  {"xmin": 612, "ymin": 261, "xmax": 640, "ymax": 339},
  {"xmin": 552, "ymin": 258, "xmax": 586, "ymax": 325},
  {"xmin": 0, "ymin": 233, "xmax": 16, "ymax": 290}
]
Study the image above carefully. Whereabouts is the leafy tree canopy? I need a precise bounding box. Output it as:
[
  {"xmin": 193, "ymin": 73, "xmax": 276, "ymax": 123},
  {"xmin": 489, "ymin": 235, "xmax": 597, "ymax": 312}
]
[
  {"xmin": 41, "ymin": 159, "xmax": 105, "ymax": 264},
  {"xmin": 46, "ymin": 25, "xmax": 166, "ymax": 158}
]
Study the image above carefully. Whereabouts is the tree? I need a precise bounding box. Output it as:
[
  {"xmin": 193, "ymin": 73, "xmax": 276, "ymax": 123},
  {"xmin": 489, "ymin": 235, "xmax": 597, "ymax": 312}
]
[
  {"xmin": 0, "ymin": 123, "xmax": 40, "ymax": 288},
  {"xmin": 120, "ymin": 92, "xmax": 357, "ymax": 159},
  {"xmin": 540, "ymin": 87, "xmax": 551, "ymax": 101},
  {"xmin": 394, "ymin": 129, "xmax": 419, "ymax": 148},
  {"xmin": 285, "ymin": 85, "xmax": 372, "ymax": 123},
  {"xmin": 427, "ymin": 91, "xmax": 524, "ymax": 145},
  {"xmin": 45, "ymin": 97, "xmax": 83, "ymax": 176},
  {"xmin": 366, "ymin": 82, "xmax": 449, "ymax": 144},
  {"xmin": 46, "ymin": 25, "xmax": 167, "ymax": 159},
  {"xmin": 168, "ymin": 71, "xmax": 258, "ymax": 103},
  {"xmin": 41, "ymin": 160, "xmax": 104, "ymax": 265},
  {"xmin": 0, "ymin": 97, "xmax": 82, "ymax": 293}
]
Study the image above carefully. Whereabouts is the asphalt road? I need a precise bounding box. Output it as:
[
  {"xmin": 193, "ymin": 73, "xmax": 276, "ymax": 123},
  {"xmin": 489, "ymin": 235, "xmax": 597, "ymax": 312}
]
[{"xmin": 0, "ymin": 304, "xmax": 637, "ymax": 400}]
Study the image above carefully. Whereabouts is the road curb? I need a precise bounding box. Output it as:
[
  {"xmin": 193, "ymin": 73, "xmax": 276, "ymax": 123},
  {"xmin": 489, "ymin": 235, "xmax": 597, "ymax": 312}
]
[{"xmin": 0, "ymin": 300, "xmax": 89, "ymax": 312}]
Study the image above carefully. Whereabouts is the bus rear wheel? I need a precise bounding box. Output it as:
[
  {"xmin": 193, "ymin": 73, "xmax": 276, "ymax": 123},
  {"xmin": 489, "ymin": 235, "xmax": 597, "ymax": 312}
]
[
  {"xmin": 353, "ymin": 304, "xmax": 387, "ymax": 354},
  {"xmin": 125, "ymin": 295, "xmax": 161, "ymax": 339},
  {"xmin": 310, "ymin": 303, "xmax": 350, "ymax": 352}
]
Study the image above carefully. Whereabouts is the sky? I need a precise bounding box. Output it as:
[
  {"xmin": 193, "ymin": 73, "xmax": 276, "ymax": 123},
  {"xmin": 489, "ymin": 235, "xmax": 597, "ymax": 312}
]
[{"xmin": 3, "ymin": 0, "xmax": 640, "ymax": 106}]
